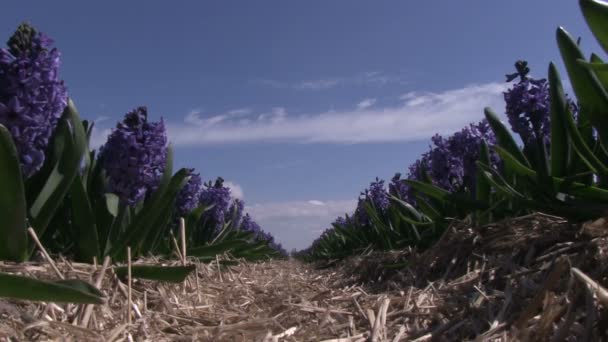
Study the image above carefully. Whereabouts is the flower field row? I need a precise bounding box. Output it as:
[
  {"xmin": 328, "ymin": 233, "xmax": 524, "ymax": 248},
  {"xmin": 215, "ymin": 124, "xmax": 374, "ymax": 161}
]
[
  {"xmin": 0, "ymin": 23, "xmax": 285, "ymax": 303},
  {"xmin": 299, "ymin": 0, "xmax": 608, "ymax": 262}
]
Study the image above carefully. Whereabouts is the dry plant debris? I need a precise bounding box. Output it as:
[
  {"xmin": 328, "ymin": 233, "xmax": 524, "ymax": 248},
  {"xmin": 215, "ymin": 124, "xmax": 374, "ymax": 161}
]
[{"xmin": 0, "ymin": 212, "xmax": 608, "ymax": 341}]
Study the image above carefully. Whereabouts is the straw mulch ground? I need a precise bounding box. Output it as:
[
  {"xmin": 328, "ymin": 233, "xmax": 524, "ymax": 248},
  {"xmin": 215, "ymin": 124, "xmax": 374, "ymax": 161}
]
[{"xmin": 0, "ymin": 212, "xmax": 607, "ymax": 341}]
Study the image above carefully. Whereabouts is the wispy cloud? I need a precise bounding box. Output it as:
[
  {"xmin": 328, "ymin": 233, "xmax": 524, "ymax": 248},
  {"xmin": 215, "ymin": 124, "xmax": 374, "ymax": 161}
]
[
  {"xmin": 167, "ymin": 82, "xmax": 508, "ymax": 146},
  {"xmin": 252, "ymin": 71, "xmax": 407, "ymax": 91},
  {"xmin": 246, "ymin": 199, "xmax": 356, "ymax": 221},
  {"xmin": 245, "ymin": 199, "xmax": 357, "ymax": 250},
  {"xmin": 224, "ymin": 181, "xmax": 244, "ymax": 200},
  {"xmin": 356, "ymin": 98, "xmax": 376, "ymax": 110},
  {"xmin": 296, "ymin": 78, "xmax": 342, "ymax": 90}
]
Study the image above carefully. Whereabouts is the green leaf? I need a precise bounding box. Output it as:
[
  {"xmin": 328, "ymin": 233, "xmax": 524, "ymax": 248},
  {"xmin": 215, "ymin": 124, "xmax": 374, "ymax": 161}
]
[
  {"xmin": 389, "ymin": 195, "xmax": 428, "ymax": 222},
  {"xmin": 494, "ymin": 146, "xmax": 608, "ymax": 201},
  {"xmin": 561, "ymin": 93, "xmax": 608, "ymax": 174},
  {"xmin": 109, "ymin": 162, "xmax": 189, "ymax": 260},
  {"xmin": 0, "ymin": 125, "xmax": 28, "ymax": 261},
  {"xmin": 415, "ymin": 196, "xmax": 442, "ymax": 222},
  {"xmin": 549, "ymin": 63, "xmax": 572, "ymax": 178},
  {"xmin": 476, "ymin": 162, "xmax": 526, "ymax": 199},
  {"xmin": 114, "ymin": 265, "xmax": 195, "ymax": 283},
  {"xmin": 580, "ymin": 0, "xmax": 608, "ymax": 55},
  {"xmin": 403, "ymin": 180, "xmax": 451, "ymax": 202},
  {"xmin": 556, "ymin": 27, "xmax": 608, "ymax": 148},
  {"xmin": 582, "ymin": 54, "xmax": 608, "ymax": 93},
  {"xmin": 0, "ymin": 273, "xmax": 104, "ymax": 304},
  {"xmin": 29, "ymin": 100, "xmax": 87, "ymax": 244},
  {"xmin": 70, "ymin": 174, "xmax": 100, "ymax": 262},
  {"xmin": 484, "ymin": 107, "xmax": 530, "ymax": 167},
  {"xmin": 493, "ymin": 146, "xmax": 536, "ymax": 178},
  {"xmin": 476, "ymin": 140, "xmax": 492, "ymax": 225},
  {"xmin": 105, "ymin": 193, "xmax": 119, "ymax": 217},
  {"xmin": 188, "ymin": 239, "xmax": 252, "ymax": 260}
]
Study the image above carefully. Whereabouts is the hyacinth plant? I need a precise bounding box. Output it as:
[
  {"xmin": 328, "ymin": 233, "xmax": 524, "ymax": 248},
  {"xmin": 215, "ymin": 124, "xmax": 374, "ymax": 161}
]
[
  {"xmin": 0, "ymin": 22, "xmax": 285, "ymax": 301},
  {"xmin": 0, "ymin": 23, "xmax": 87, "ymax": 262},
  {"xmin": 184, "ymin": 178, "xmax": 287, "ymax": 261},
  {"xmin": 302, "ymin": 0, "xmax": 608, "ymax": 262},
  {"xmin": 0, "ymin": 23, "xmax": 109, "ymax": 303},
  {"xmin": 476, "ymin": 0, "xmax": 608, "ymax": 222}
]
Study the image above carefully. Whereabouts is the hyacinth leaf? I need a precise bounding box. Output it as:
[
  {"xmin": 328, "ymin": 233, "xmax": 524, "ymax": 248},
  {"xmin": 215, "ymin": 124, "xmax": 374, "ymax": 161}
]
[
  {"xmin": 105, "ymin": 193, "xmax": 119, "ymax": 217},
  {"xmin": 142, "ymin": 200, "xmax": 176, "ymax": 252},
  {"xmin": 389, "ymin": 195, "xmax": 429, "ymax": 223},
  {"xmin": 110, "ymin": 168, "xmax": 189, "ymax": 260},
  {"xmin": 114, "ymin": 265, "xmax": 195, "ymax": 283},
  {"xmin": 561, "ymin": 92, "xmax": 608, "ymax": 174},
  {"xmin": 557, "ymin": 27, "xmax": 608, "ymax": 147},
  {"xmin": 494, "ymin": 146, "xmax": 608, "ymax": 201},
  {"xmin": 107, "ymin": 146, "xmax": 174, "ymax": 258},
  {"xmin": 0, "ymin": 273, "xmax": 104, "ymax": 304},
  {"xmin": 493, "ymin": 146, "xmax": 536, "ymax": 178},
  {"xmin": 185, "ymin": 204, "xmax": 207, "ymax": 234},
  {"xmin": 136, "ymin": 169, "xmax": 190, "ymax": 252},
  {"xmin": 94, "ymin": 194, "xmax": 119, "ymax": 257},
  {"xmin": 483, "ymin": 107, "xmax": 530, "ymax": 167},
  {"xmin": 188, "ymin": 239, "xmax": 253, "ymax": 261},
  {"xmin": 476, "ymin": 140, "xmax": 492, "ymax": 225},
  {"xmin": 414, "ymin": 196, "xmax": 442, "ymax": 223},
  {"xmin": 70, "ymin": 174, "xmax": 100, "ymax": 262},
  {"xmin": 579, "ymin": 54, "xmax": 608, "ymax": 92},
  {"xmin": 0, "ymin": 125, "xmax": 28, "ymax": 261},
  {"xmin": 579, "ymin": 0, "xmax": 608, "ymax": 55},
  {"xmin": 549, "ymin": 63, "xmax": 571, "ymax": 178},
  {"xmin": 364, "ymin": 202, "xmax": 392, "ymax": 249},
  {"xmin": 404, "ymin": 180, "xmax": 451, "ymax": 202},
  {"xmin": 29, "ymin": 100, "xmax": 87, "ymax": 244},
  {"xmin": 476, "ymin": 162, "xmax": 526, "ymax": 199}
]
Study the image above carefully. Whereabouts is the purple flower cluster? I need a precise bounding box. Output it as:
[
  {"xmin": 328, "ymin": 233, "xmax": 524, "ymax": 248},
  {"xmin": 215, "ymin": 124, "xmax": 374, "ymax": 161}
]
[
  {"xmin": 199, "ymin": 177, "xmax": 232, "ymax": 228},
  {"xmin": 403, "ymin": 119, "xmax": 499, "ymax": 195},
  {"xmin": 505, "ymin": 85, "xmax": 550, "ymax": 145},
  {"xmin": 174, "ymin": 168, "xmax": 202, "ymax": 218},
  {"xmin": 240, "ymin": 213, "xmax": 263, "ymax": 236},
  {"xmin": 389, "ymin": 173, "xmax": 411, "ymax": 202},
  {"xmin": 504, "ymin": 61, "xmax": 581, "ymax": 150},
  {"xmin": 239, "ymin": 213, "xmax": 287, "ymax": 256},
  {"xmin": 0, "ymin": 23, "xmax": 68, "ymax": 178},
  {"xmin": 332, "ymin": 216, "xmax": 351, "ymax": 229},
  {"xmin": 99, "ymin": 106, "xmax": 168, "ymax": 205},
  {"xmin": 227, "ymin": 198, "xmax": 244, "ymax": 227},
  {"xmin": 355, "ymin": 178, "xmax": 389, "ymax": 225}
]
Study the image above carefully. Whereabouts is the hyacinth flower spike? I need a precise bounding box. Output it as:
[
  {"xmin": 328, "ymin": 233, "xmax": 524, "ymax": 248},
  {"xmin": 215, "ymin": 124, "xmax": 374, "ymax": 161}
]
[
  {"xmin": 0, "ymin": 23, "xmax": 68, "ymax": 179},
  {"xmin": 98, "ymin": 106, "xmax": 168, "ymax": 206}
]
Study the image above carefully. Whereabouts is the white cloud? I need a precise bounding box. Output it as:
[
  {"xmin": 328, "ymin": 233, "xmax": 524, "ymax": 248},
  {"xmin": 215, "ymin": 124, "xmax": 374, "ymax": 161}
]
[
  {"xmin": 357, "ymin": 98, "xmax": 376, "ymax": 110},
  {"xmin": 167, "ymin": 82, "xmax": 508, "ymax": 146},
  {"xmin": 89, "ymin": 126, "xmax": 111, "ymax": 149},
  {"xmin": 245, "ymin": 199, "xmax": 357, "ymax": 250},
  {"xmin": 224, "ymin": 181, "xmax": 244, "ymax": 200},
  {"xmin": 246, "ymin": 199, "xmax": 356, "ymax": 221},
  {"xmin": 308, "ymin": 200, "xmax": 325, "ymax": 206},
  {"xmin": 296, "ymin": 78, "xmax": 341, "ymax": 90},
  {"xmin": 251, "ymin": 71, "xmax": 407, "ymax": 91}
]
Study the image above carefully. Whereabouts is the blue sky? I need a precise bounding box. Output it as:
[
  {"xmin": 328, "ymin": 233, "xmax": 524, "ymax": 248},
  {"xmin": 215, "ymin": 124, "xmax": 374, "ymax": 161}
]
[{"xmin": 1, "ymin": 1, "xmax": 603, "ymax": 250}]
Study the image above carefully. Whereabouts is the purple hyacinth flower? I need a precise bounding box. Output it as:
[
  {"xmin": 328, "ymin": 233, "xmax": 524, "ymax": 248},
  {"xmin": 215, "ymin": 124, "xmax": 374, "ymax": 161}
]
[
  {"xmin": 199, "ymin": 177, "xmax": 232, "ymax": 229},
  {"xmin": 0, "ymin": 23, "xmax": 68, "ymax": 178},
  {"xmin": 404, "ymin": 119, "xmax": 499, "ymax": 196},
  {"xmin": 240, "ymin": 213, "xmax": 263, "ymax": 236},
  {"xmin": 99, "ymin": 106, "xmax": 168, "ymax": 205},
  {"xmin": 174, "ymin": 168, "xmax": 202, "ymax": 218},
  {"xmin": 355, "ymin": 178, "xmax": 389, "ymax": 225},
  {"xmin": 503, "ymin": 60, "xmax": 551, "ymax": 146},
  {"xmin": 226, "ymin": 198, "xmax": 244, "ymax": 228}
]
